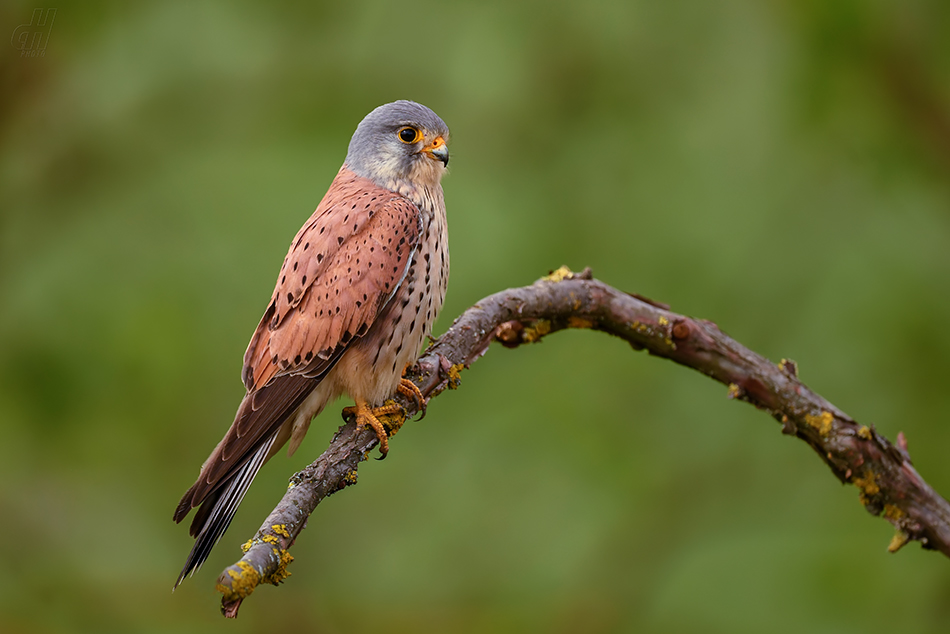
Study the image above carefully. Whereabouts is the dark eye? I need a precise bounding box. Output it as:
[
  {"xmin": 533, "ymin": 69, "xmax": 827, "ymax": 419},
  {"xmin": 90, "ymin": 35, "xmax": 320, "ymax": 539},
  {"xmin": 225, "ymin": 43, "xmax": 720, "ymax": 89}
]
[{"xmin": 397, "ymin": 127, "xmax": 421, "ymax": 144}]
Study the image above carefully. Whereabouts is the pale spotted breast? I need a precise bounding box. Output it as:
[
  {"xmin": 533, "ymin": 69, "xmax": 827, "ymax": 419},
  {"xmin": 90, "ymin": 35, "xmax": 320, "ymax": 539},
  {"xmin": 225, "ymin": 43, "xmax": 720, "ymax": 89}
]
[{"xmin": 332, "ymin": 184, "xmax": 449, "ymax": 405}]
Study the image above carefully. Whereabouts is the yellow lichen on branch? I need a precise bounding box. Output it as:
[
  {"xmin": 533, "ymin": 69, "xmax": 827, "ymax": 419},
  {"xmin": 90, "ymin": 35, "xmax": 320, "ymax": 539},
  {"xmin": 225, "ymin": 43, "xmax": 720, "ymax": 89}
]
[
  {"xmin": 376, "ymin": 399, "xmax": 408, "ymax": 436},
  {"xmin": 446, "ymin": 363, "xmax": 463, "ymax": 389},
  {"xmin": 854, "ymin": 469, "xmax": 881, "ymax": 506},
  {"xmin": 777, "ymin": 358, "xmax": 799, "ymax": 377},
  {"xmin": 522, "ymin": 319, "xmax": 552, "ymax": 343},
  {"xmin": 805, "ymin": 411, "xmax": 834, "ymax": 436},
  {"xmin": 216, "ymin": 561, "xmax": 260, "ymax": 603},
  {"xmin": 261, "ymin": 548, "xmax": 293, "ymax": 586},
  {"xmin": 883, "ymin": 504, "xmax": 904, "ymax": 521},
  {"xmin": 219, "ymin": 528, "xmax": 295, "ymax": 603},
  {"xmin": 568, "ymin": 316, "xmax": 594, "ymax": 329},
  {"xmin": 545, "ymin": 266, "xmax": 575, "ymax": 282},
  {"xmin": 888, "ymin": 531, "xmax": 910, "ymax": 553}
]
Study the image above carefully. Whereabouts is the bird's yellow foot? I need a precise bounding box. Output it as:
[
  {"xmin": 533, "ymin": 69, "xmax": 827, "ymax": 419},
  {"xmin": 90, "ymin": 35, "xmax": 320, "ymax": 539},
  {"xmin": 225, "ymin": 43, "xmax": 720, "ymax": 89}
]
[
  {"xmin": 342, "ymin": 399, "xmax": 406, "ymax": 458},
  {"xmin": 397, "ymin": 371, "xmax": 427, "ymax": 419}
]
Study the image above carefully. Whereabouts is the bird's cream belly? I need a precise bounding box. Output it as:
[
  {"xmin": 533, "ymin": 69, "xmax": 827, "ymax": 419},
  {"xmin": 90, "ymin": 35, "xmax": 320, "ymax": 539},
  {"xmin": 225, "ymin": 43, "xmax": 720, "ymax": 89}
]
[
  {"xmin": 284, "ymin": 324, "xmax": 426, "ymax": 457},
  {"xmin": 285, "ymin": 269, "xmax": 443, "ymax": 456}
]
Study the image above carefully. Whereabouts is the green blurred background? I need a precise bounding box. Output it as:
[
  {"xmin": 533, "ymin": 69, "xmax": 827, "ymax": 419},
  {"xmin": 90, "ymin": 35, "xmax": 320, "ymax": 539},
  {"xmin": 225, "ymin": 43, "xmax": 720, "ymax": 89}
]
[{"xmin": 3, "ymin": 0, "xmax": 950, "ymax": 632}]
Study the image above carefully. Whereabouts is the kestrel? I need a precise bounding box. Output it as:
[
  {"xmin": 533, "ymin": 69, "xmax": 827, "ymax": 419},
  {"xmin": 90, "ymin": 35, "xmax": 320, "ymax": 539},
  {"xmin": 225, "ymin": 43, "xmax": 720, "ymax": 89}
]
[{"xmin": 173, "ymin": 101, "xmax": 450, "ymax": 587}]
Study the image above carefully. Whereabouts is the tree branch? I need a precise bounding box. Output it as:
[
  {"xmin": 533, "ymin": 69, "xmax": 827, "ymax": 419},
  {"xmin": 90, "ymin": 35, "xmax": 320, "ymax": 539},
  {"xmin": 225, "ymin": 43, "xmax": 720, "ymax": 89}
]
[{"xmin": 213, "ymin": 266, "xmax": 950, "ymax": 617}]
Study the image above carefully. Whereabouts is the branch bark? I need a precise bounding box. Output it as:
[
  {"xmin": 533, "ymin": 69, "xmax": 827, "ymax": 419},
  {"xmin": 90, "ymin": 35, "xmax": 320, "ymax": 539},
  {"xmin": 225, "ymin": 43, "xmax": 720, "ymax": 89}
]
[{"xmin": 213, "ymin": 266, "xmax": 950, "ymax": 617}]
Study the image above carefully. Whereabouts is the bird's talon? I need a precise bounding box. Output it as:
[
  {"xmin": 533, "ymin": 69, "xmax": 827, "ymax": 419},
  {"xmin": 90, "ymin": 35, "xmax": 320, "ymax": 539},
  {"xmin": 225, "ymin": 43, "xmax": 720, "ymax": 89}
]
[
  {"xmin": 397, "ymin": 374, "xmax": 427, "ymax": 420},
  {"xmin": 348, "ymin": 399, "xmax": 407, "ymax": 458}
]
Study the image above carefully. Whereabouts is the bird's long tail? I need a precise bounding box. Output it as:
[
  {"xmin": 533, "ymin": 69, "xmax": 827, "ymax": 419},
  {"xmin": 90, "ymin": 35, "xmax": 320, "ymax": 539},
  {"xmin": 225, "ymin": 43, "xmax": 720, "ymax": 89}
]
[{"xmin": 174, "ymin": 431, "xmax": 278, "ymax": 590}]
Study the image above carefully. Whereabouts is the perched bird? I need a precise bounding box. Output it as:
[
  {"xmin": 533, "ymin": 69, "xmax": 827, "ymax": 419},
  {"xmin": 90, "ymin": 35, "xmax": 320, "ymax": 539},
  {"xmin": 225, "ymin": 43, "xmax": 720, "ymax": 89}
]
[{"xmin": 173, "ymin": 100, "xmax": 450, "ymax": 587}]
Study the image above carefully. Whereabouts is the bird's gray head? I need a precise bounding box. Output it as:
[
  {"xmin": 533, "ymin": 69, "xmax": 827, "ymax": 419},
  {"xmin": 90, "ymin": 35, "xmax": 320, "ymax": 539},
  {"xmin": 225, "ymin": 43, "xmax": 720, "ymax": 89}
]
[{"xmin": 345, "ymin": 100, "xmax": 450, "ymax": 193}]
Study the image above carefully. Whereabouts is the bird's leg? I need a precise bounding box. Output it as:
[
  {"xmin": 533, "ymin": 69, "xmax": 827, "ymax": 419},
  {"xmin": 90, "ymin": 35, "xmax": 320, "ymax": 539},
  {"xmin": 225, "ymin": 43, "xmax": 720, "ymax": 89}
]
[
  {"xmin": 398, "ymin": 366, "xmax": 427, "ymax": 419},
  {"xmin": 342, "ymin": 399, "xmax": 406, "ymax": 458}
]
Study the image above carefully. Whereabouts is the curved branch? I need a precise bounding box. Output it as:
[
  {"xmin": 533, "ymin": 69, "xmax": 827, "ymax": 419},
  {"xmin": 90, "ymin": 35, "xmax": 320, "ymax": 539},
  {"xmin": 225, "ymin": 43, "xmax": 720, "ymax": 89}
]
[{"xmin": 214, "ymin": 266, "xmax": 950, "ymax": 617}]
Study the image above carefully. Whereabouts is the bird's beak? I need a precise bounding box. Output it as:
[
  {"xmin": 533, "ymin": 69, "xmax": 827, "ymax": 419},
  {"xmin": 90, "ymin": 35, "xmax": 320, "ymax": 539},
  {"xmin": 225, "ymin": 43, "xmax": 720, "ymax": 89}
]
[{"xmin": 422, "ymin": 135, "xmax": 449, "ymax": 167}]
